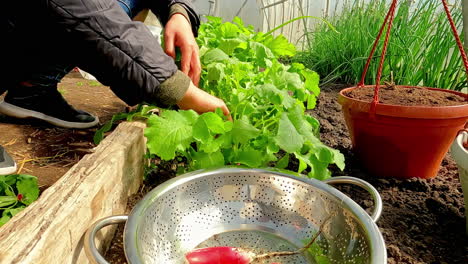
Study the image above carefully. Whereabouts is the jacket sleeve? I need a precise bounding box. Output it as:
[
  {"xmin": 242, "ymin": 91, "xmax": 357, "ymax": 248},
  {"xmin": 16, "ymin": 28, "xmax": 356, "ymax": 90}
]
[
  {"xmin": 149, "ymin": 0, "xmax": 200, "ymax": 37},
  {"xmin": 47, "ymin": 0, "xmax": 190, "ymax": 106}
]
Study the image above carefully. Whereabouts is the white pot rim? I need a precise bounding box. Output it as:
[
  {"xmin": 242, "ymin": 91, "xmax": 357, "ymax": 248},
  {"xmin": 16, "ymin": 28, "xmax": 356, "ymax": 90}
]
[{"xmin": 451, "ymin": 131, "xmax": 468, "ymax": 169}]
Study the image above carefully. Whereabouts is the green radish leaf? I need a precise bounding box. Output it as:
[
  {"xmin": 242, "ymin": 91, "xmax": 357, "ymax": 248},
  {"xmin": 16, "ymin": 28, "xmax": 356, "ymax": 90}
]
[
  {"xmin": 236, "ymin": 102, "xmax": 257, "ymax": 117},
  {"xmin": 255, "ymin": 84, "xmax": 296, "ymax": 109},
  {"xmin": 302, "ymin": 69, "xmax": 320, "ymax": 96},
  {"xmin": 0, "ymin": 181, "xmax": 14, "ymax": 197},
  {"xmin": 203, "ymin": 112, "xmax": 228, "ymax": 134},
  {"xmin": 314, "ymin": 146, "xmax": 346, "ymax": 171},
  {"xmin": 199, "ymin": 46, "xmax": 209, "ymax": 57},
  {"xmin": 0, "ymin": 206, "xmax": 25, "ymax": 227},
  {"xmin": 255, "ymin": 84, "xmax": 281, "ymax": 105},
  {"xmin": 251, "ymin": 135, "xmax": 268, "ymax": 149},
  {"xmin": 219, "ymin": 39, "xmax": 243, "ymax": 55},
  {"xmin": 306, "ymin": 115, "xmax": 320, "ymax": 136},
  {"xmin": 16, "ymin": 175, "xmax": 39, "ymax": 205},
  {"xmin": 220, "ymin": 132, "xmax": 233, "ymax": 148},
  {"xmin": 219, "ymin": 22, "xmax": 239, "ymax": 38},
  {"xmin": 0, "ymin": 174, "xmax": 38, "ymax": 227},
  {"xmin": 197, "ymin": 141, "xmax": 219, "ymax": 154},
  {"xmin": 207, "ymin": 63, "xmax": 226, "ymax": 82},
  {"xmin": 205, "ymin": 16, "xmax": 223, "ymax": 24},
  {"xmin": 93, "ymin": 112, "xmax": 128, "ymax": 145},
  {"xmin": 315, "ymin": 146, "xmax": 333, "ymax": 164},
  {"xmin": 276, "ymin": 153, "xmax": 290, "ymax": 169},
  {"xmin": 264, "ymin": 35, "xmax": 296, "ymax": 57},
  {"xmin": 0, "ymin": 196, "xmax": 17, "ymax": 208},
  {"xmin": 193, "ymin": 112, "xmax": 226, "ymax": 144},
  {"xmin": 307, "ymin": 93, "xmax": 317, "ymax": 110},
  {"xmin": 234, "ymin": 149, "xmax": 263, "ymax": 167},
  {"xmin": 330, "ymin": 148, "xmax": 346, "ymax": 171},
  {"xmin": 268, "ymin": 64, "xmax": 303, "ymax": 92},
  {"xmin": 250, "ymin": 42, "xmax": 274, "ymax": 68},
  {"xmin": 0, "ymin": 212, "xmax": 11, "ymax": 227},
  {"xmin": 203, "ymin": 48, "xmax": 230, "ymax": 64},
  {"xmin": 308, "ymin": 159, "xmax": 332, "ymax": 180},
  {"xmin": 275, "ymin": 113, "xmax": 304, "ymax": 153},
  {"xmin": 232, "ymin": 16, "xmax": 244, "ymax": 27},
  {"xmin": 145, "ymin": 110, "xmax": 198, "ymax": 160},
  {"xmin": 297, "ymin": 156, "xmax": 308, "ymax": 174},
  {"xmin": 2, "ymin": 175, "xmax": 17, "ymax": 186},
  {"xmin": 291, "ymin": 63, "xmax": 305, "ymax": 71},
  {"xmin": 304, "ymin": 239, "xmax": 332, "ymax": 264},
  {"xmin": 232, "ymin": 117, "xmax": 260, "ymax": 145},
  {"xmin": 238, "ymin": 42, "xmax": 248, "ymax": 50},
  {"xmin": 5, "ymin": 207, "xmax": 25, "ymax": 217},
  {"xmin": 192, "ymin": 151, "xmax": 225, "ymax": 170},
  {"xmin": 287, "ymin": 105, "xmax": 321, "ymax": 145},
  {"xmin": 267, "ymin": 139, "xmax": 280, "ymax": 154},
  {"xmin": 284, "ymin": 72, "xmax": 303, "ymax": 91},
  {"xmin": 193, "ymin": 112, "xmax": 231, "ymax": 153},
  {"xmin": 197, "ymin": 133, "xmax": 228, "ymax": 153}
]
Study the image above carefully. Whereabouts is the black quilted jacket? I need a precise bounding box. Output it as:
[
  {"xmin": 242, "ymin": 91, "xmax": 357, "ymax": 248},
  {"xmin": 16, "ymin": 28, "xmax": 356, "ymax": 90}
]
[{"xmin": 2, "ymin": 0, "xmax": 200, "ymax": 106}]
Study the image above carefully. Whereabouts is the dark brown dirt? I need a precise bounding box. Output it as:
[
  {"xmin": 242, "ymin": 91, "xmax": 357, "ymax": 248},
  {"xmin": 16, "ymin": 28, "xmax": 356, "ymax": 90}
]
[
  {"xmin": 312, "ymin": 84, "xmax": 468, "ymax": 264},
  {"xmin": 105, "ymin": 84, "xmax": 468, "ymax": 264},
  {"xmin": 345, "ymin": 85, "xmax": 467, "ymax": 106},
  {"xmin": 0, "ymin": 73, "xmax": 127, "ymax": 189},
  {"xmin": 105, "ymin": 158, "xmax": 181, "ymax": 263}
]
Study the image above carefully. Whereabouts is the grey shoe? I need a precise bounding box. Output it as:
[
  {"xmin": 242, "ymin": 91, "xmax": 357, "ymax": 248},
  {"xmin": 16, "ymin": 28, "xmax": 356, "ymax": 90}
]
[
  {"xmin": 0, "ymin": 146, "xmax": 16, "ymax": 175},
  {"xmin": 0, "ymin": 85, "xmax": 99, "ymax": 129}
]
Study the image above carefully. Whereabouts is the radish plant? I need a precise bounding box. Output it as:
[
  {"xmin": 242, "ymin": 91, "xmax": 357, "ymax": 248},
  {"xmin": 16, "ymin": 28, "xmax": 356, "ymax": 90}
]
[
  {"xmin": 0, "ymin": 174, "xmax": 39, "ymax": 227},
  {"xmin": 144, "ymin": 17, "xmax": 345, "ymax": 179}
]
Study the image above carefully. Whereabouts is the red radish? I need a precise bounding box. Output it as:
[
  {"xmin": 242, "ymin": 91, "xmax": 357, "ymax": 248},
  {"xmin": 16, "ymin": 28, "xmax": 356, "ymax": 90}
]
[
  {"xmin": 186, "ymin": 216, "xmax": 332, "ymax": 264},
  {"xmin": 185, "ymin": 247, "xmax": 253, "ymax": 264},
  {"xmin": 185, "ymin": 247, "xmax": 282, "ymax": 264}
]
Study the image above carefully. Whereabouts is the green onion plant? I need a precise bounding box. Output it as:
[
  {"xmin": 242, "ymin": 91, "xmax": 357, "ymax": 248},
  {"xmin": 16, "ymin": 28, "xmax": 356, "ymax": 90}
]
[{"xmin": 295, "ymin": 0, "xmax": 466, "ymax": 91}]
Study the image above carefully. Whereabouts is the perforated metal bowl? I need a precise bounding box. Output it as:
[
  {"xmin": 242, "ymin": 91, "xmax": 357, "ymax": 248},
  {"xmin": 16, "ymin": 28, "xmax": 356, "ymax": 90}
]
[{"xmin": 85, "ymin": 168, "xmax": 387, "ymax": 264}]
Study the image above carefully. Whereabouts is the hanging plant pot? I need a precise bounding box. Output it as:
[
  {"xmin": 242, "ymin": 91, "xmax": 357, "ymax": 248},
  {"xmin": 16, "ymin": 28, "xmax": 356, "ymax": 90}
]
[
  {"xmin": 339, "ymin": 85, "xmax": 468, "ymax": 179},
  {"xmin": 338, "ymin": 0, "xmax": 468, "ymax": 179}
]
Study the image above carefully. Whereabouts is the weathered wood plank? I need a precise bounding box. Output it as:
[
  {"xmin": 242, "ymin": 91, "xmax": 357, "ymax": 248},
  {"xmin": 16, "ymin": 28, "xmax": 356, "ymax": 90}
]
[{"xmin": 0, "ymin": 122, "xmax": 146, "ymax": 264}]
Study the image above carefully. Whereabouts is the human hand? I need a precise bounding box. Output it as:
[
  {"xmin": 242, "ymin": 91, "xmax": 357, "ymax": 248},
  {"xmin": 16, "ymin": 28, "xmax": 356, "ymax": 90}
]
[
  {"xmin": 164, "ymin": 14, "xmax": 201, "ymax": 86},
  {"xmin": 177, "ymin": 82, "xmax": 231, "ymax": 120}
]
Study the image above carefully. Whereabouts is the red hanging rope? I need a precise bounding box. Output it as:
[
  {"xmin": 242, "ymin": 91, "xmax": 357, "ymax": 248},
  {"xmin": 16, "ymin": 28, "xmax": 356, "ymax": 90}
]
[
  {"xmin": 370, "ymin": 0, "xmax": 398, "ymax": 111},
  {"xmin": 358, "ymin": 0, "xmax": 398, "ymax": 87},
  {"xmin": 359, "ymin": 0, "xmax": 467, "ymax": 115},
  {"xmin": 441, "ymin": 0, "xmax": 468, "ymax": 78}
]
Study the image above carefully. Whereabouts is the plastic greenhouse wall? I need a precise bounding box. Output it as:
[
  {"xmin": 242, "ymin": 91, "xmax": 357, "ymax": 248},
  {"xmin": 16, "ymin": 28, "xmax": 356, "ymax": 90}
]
[{"xmin": 190, "ymin": 0, "xmax": 464, "ymax": 50}]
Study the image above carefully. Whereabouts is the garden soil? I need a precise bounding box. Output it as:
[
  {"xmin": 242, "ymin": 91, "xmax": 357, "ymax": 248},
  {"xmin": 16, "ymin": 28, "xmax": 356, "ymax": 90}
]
[
  {"xmin": 0, "ymin": 73, "xmax": 127, "ymax": 189},
  {"xmin": 345, "ymin": 85, "xmax": 467, "ymax": 106},
  {"xmin": 105, "ymin": 84, "xmax": 467, "ymax": 264},
  {"xmin": 313, "ymin": 84, "xmax": 467, "ymax": 264}
]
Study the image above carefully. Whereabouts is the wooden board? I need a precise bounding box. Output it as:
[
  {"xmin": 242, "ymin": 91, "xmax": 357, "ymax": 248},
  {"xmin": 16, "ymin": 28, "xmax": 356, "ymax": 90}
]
[{"xmin": 0, "ymin": 122, "xmax": 146, "ymax": 264}]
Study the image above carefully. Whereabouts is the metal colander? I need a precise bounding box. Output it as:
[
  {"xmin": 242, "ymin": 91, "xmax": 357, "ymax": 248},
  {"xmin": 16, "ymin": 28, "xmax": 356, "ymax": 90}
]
[{"xmin": 85, "ymin": 168, "xmax": 387, "ymax": 264}]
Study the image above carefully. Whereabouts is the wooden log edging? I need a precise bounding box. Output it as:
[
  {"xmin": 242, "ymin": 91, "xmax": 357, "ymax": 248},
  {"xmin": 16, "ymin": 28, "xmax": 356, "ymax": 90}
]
[{"xmin": 0, "ymin": 122, "xmax": 146, "ymax": 264}]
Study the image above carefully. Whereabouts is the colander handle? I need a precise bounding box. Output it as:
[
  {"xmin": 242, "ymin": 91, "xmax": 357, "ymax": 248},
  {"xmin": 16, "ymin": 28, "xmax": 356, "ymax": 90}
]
[
  {"xmin": 323, "ymin": 176, "xmax": 383, "ymax": 222},
  {"xmin": 84, "ymin": 215, "xmax": 128, "ymax": 264}
]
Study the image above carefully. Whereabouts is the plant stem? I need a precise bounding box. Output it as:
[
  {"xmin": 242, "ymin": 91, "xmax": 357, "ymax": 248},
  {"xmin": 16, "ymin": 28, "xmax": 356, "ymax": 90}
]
[{"xmin": 251, "ymin": 215, "xmax": 333, "ymax": 262}]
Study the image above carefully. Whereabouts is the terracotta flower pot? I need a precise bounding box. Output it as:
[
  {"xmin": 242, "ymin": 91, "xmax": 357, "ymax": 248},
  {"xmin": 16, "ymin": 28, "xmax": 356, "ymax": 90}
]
[{"xmin": 338, "ymin": 85, "xmax": 468, "ymax": 179}]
